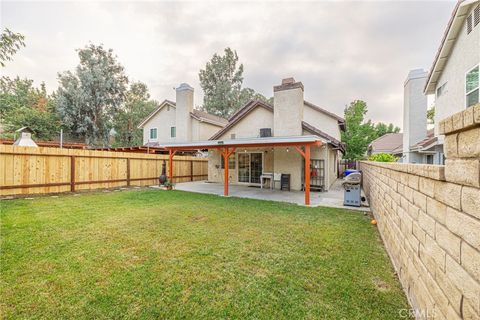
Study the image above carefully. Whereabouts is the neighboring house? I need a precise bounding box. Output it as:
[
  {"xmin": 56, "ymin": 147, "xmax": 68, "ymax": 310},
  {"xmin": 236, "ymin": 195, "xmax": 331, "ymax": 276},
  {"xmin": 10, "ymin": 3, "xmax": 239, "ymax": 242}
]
[
  {"xmin": 367, "ymin": 133, "xmax": 403, "ymax": 158},
  {"xmin": 424, "ymin": 0, "xmax": 479, "ymax": 135},
  {"xmin": 402, "ymin": 0, "xmax": 479, "ymax": 165},
  {"xmin": 204, "ymin": 78, "xmax": 345, "ymax": 192},
  {"xmin": 138, "ymin": 83, "xmax": 227, "ymax": 146}
]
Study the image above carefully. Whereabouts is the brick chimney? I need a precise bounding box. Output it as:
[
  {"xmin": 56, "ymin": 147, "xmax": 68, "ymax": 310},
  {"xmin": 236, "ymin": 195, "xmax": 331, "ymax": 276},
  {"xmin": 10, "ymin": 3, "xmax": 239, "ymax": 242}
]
[
  {"xmin": 402, "ymin": 69, "xmax": 428, "ymax": 163},
  {"xmin": 175, "ymin": 83, "xmax": 194, "ymax": 142},
  {"xmin": 273, "ymin": 77, "xmax": 304, "ymax": 136}
]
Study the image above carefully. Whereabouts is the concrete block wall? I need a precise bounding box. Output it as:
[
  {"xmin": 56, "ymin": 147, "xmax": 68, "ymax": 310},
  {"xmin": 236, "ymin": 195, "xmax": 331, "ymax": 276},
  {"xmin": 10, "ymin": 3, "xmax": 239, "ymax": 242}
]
[{"xmin": 360, "ymin": 104, "xmax": 480, "ymax": 319}]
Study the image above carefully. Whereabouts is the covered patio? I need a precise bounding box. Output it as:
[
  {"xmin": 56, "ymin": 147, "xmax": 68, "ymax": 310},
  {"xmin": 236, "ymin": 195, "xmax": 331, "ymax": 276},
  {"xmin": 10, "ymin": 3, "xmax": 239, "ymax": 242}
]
[
  {"xmin": 173, "ymin": 179, "xmax": 369, "ymax": 212},
  {"xmin": 162, "ymin": 136, "xmax": 322, "ymax": 205}
]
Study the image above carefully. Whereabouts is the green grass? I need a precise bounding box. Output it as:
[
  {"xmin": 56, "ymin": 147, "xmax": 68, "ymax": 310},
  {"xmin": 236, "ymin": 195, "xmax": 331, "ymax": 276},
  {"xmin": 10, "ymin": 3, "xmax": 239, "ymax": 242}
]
[{"xmin": 1, "ymin": 189, "xmax": 409, "ymax": 319}]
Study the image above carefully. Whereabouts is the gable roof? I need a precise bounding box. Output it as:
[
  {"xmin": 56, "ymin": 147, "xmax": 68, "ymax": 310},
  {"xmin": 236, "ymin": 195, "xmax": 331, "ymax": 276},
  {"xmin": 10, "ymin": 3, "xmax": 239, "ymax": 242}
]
[
  {"xmin": 368, "ymin": 133, "xmax": 403, "ymax": 154},
  {"xmin": 137, "ymin": 99, "xmax": 176, "ymax": 128},
  {"xmin": 137, "ymin": 100, "xmax": 227, "ymax": 128},
  {"xmin": 190, "ymin": 109, "xmax": 229, "ymax": 126},
  {"xmin": 210, "ymin": 99, "xmax": 345, "ymax": 140},
  {"xmin": 304, "ymin": 100, "xmax": 345, "ymax": 128},
  {"xmin": 302, "ymin": 121, "xmax": 345, "ymax": 153},
  {"xmin": 210, "ymin": 100, "xmax": 273, "ymax": 140},
  {"xmin": 424, "ymin": 0, "xmax": 479, "ymax": 94}
]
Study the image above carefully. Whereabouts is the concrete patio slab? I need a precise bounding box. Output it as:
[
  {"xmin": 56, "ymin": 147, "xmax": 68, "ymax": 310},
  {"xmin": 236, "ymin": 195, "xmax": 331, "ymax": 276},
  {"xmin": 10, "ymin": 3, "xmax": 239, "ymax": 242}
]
[{"xmin": 174, "ymin": 179, "xmax": 370, "ymax": 212}]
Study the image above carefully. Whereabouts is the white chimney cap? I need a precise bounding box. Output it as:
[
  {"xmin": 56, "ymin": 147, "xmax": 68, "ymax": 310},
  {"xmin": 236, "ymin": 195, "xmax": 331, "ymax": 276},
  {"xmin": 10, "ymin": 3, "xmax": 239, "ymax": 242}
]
[{"xmin": 176, "ymin": 83, "xmax": 194, "ymax": 92}]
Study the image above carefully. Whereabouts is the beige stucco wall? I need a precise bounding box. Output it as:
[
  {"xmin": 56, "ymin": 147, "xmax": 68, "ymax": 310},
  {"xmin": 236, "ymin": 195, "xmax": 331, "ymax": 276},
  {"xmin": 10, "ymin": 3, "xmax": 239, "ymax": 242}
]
[
  {"xmin": 199, "ymin": 121, "xmax": 223, "ymax": 140},
  {"xmin": 143, "ymin": 107, "xmax": 223, "ymax": 144},
  {"xmin": 216, "ymin": 107, "xmax": 274, "ymax": 139},
  {"xmin": 273, "ymin": 87, "xmax": 303, "ymax": 136},
  {"xmin": 142, "ymin": 105, "xmax": 176, "ymax": 144},
  {"xmin": 303, "ymin": 104, "xmax": 341, "ymax": 140},
  {"xmin": 207, "ymin": 144, "xmax": 337, "ymax": 192},
  {"xmin": 434, "ymin": 5, "xmax": 480, "ymax": 136}
]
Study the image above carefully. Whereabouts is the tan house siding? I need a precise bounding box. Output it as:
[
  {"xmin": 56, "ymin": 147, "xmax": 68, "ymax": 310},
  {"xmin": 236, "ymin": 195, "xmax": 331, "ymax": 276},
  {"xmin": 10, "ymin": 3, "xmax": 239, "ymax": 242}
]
[
  {"xmin": 303, "ymin": 103, "xmax": 341, "ymax": 141},
  {"xmin": 142, "ymin": 105, "xmax": 176, "ymax": 144},
  {"xmin": 215, "ymin": 107, "xmax": 274, "ymax": 140}
]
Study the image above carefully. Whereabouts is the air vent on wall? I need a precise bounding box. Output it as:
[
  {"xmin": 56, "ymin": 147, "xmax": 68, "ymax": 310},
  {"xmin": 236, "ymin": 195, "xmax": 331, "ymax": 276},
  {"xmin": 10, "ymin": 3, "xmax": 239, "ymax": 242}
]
[
  {"xmin": 259, "ymin": 128, "xmax": 272, "ymax": 137},
  {"xmin": 467, "ymin": 13, "xmax": 473, "ymax": 34},
  {"xmin": 474, "ymin": 4, "xmax": 479, "ymax": 27}
]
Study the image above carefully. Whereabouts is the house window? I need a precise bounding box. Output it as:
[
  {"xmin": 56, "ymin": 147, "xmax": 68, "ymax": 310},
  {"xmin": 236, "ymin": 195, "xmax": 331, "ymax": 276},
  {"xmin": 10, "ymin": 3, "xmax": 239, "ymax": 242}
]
[
  {"xmin": 231, "ymin": 133, "xmax": 236, "ymax": 139},
  {"xmin": 150, "ymin": 128, "xmax": 157, "ymax": 139},
  {"xmin": 466, "ymin": 65, "xmax": 479, "ymax": 108},
  {"xmin": 221, "ymin": 154, "xmax": 235, "ymax": 169},
  {"xmin": 170, "ymin": 127, "xmax": 176, "ymax": 138},
  {"xmin": 426, "ymin": 154, "xmax": 434, "ymax": 164},
  {"xmin": 436, "ymin": 82, "xmax": 447, "ymax": 98}
]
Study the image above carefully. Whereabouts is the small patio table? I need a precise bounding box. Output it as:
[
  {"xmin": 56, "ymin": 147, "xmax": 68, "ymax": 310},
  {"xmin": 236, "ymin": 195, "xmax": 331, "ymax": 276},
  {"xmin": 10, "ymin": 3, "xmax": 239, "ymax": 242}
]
[{"xmin": 260, "ymin": 173, "xmax": 274, "ymax": 189}]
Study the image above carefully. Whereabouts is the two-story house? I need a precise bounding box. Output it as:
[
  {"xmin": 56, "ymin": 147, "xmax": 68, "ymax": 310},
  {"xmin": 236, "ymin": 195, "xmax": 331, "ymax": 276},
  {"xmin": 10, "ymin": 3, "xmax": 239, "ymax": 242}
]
[
  {"xmin": 137, "ymin": 83, "xmax": 228, "ymax": 146},
  {"xmin": 204, "ymin": 78, "xmax": 345, "ymax": 192},
  {"xmin": 424, "ymin": 0, "xmax": 479, "ymax": 135}
]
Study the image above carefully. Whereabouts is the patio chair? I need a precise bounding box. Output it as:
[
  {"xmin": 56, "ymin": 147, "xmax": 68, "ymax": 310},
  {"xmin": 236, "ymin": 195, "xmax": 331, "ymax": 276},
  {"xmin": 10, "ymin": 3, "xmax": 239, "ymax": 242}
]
[{"xmin": 273, "ymin": 173, "xmax": 282, "ymax": 189}]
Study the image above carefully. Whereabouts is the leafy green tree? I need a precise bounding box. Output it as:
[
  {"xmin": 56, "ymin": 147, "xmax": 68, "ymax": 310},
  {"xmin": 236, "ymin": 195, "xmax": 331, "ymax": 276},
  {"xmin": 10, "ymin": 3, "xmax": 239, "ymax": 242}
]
[
  {"xmin": 56, "ymin": 44, "xmax": 128, "ymax": 146},
  {"xmin": 199, "ymin": 48, "xmax": 244, "ymax": 118},
  {"xmin": 238, "ymin": 87, "xmax": 270, "ymax": 107},
  {"xmin": 199, "ymin": 48, "xmax": 268, "ymax": 118},
  {"xmin": 0, "ymin": 77, "xmax": 60, "ymax": 140},
  {"xmin": 112, "ymin": 82, "xmax": 157, "ymax": 146},
  {"xmin": 427, "ymin": 106, "xmax": 435, "ymax": 124},
  {"xmin": 341, "ymin": 100, "xmax": 377, "ymax": 160},
  {"xmin": 0, "ymin": 28, "xmax": 25, "ymax": 67},
  {"xmin": 373, "ymin": 122, "xmax": 400, "ymax": 138}
]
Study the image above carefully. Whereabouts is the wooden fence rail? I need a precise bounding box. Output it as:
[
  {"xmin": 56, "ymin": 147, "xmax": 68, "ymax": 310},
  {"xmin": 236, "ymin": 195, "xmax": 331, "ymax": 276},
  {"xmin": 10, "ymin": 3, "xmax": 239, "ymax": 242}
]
[{"xmin": 0, "ymin": 145, "xmax": 208, "ymax": 196}]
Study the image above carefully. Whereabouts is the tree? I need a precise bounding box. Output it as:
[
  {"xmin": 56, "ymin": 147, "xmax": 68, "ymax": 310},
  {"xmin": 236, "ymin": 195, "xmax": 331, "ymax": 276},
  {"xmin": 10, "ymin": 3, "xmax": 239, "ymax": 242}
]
[
  {"xmin": 427, "ymin": 106, "xmax": 435, "ymax": 124},
  {"xmin": 373, "ymin": 122, "xmax": 400, "ymax": 138},
  {"xmin": 341, "ymin": 100, "xmax": 377, "ymax": 160},
  {"xmin": 0, "ymin": 77, "xmax": 60, "ymax": 140},
  {"xmin": 112, "ymin": 82, "xmax": 157, "ymax": 146},
  {"xmin": 238, "ymin": 87, "xmax": 270, "ymax": 107},
  {"xmin": 56, "ymin": 44, "xmax": 128, "ymax": 146},
  {"xmin": 0, "ymin": 28, "xmax": 25, "ymax": 67},
  {"xmin": 199, "ymin": 48, "xmax": 244, "ymax": 118}
]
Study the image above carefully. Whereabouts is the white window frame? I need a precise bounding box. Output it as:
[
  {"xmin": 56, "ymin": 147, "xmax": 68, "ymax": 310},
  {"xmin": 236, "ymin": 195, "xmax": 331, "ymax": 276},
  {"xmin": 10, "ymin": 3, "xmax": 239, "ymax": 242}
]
[
  {"xmin": 465, "ymin": 64, "xmax": 479, "ymax": 108},
  {"xmin": 149, "ymin": 127, "xmax": 158, "ymax": 140},
  {"xmin": 170, "ymin": 126, "xmax": 176, "ymax": 138}
]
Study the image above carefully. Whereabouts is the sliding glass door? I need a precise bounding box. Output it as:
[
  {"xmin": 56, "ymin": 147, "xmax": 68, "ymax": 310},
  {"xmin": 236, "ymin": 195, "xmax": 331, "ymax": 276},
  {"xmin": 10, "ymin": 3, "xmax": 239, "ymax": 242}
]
[{"xmin": 237, "ymin": 153, "xmax": 263, "ymax": 184}]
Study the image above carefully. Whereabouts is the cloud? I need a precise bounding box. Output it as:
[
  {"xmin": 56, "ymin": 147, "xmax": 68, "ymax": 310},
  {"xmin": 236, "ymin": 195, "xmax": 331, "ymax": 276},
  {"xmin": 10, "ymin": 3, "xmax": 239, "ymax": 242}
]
[{"xmin": 1, "ymin": 0, "xmax": 455, "ymax": 129}]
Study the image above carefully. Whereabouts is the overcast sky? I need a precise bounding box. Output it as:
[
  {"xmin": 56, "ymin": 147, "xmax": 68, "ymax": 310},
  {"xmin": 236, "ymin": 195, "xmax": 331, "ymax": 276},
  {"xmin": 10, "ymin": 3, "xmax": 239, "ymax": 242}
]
[{"xmin": 1, "ymin": 0, "xmax": 456, "ymax": 129}]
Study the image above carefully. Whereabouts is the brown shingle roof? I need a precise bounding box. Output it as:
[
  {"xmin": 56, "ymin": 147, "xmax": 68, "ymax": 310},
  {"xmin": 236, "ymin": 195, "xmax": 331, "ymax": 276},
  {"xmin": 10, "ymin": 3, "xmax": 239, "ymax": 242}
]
[
  {"xmin": 137, "ymin": 100, "xmax": 227, "ymax": 128},
  {"xmin": 302, "ymin": 121, "xmax": 345, "ymax": 153},
  {"xmin": 368, "ymin": 133, "xmax": 403, "ymax": 154},
  {"xmin": 210, "ymin": 100, "xmax": 274, "ymax": 140}
]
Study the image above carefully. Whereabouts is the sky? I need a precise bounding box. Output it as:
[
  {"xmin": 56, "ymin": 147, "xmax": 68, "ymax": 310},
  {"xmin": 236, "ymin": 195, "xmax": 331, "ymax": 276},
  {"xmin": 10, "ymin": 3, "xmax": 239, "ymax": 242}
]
[{"xmin": 1, "ymin": 0, "xmax": 456, "ymax": 129}]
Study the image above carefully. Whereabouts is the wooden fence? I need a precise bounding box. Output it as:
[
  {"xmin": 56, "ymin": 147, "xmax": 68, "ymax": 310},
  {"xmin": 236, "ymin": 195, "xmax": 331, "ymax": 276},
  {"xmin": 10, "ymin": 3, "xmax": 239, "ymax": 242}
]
[{"xmin": 0, "ymin": 145, "xmax": 208, "ymax": 196}]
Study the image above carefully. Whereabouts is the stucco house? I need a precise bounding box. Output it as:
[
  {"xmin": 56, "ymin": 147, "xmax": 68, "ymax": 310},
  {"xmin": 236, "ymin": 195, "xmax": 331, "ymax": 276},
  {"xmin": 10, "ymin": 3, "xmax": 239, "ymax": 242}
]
[
  {"xmin": 367, "ymin": 133, "xmax": 403, "ymax": 158},
  {"xmin": 137, "ymin": 83, "xmax": 227, "ymax": 146},
  {"xmin": 203, "ymin": 78, "xmax": 345, "ymax": 192},
  {"xmin": 401, "ymin": 0, "xmax": 479, "ymax": 164},
  {"xmin": 424, "ymin": 0, "xmax": 479, "ymax": 135}
]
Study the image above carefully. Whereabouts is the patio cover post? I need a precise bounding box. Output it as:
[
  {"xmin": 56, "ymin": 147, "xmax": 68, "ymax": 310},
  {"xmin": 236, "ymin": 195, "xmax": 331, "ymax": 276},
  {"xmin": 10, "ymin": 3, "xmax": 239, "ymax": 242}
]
[
  {"xmin": 168, "ymin": 149, "xmax": 177, "ymax": 182},
  {"xmin": 294, "ymin": 145, "xmax": 311, "ymax": 205},
  {"xmin": 221, "ymin": 147, "xmax": 236, "ymax": 196}
]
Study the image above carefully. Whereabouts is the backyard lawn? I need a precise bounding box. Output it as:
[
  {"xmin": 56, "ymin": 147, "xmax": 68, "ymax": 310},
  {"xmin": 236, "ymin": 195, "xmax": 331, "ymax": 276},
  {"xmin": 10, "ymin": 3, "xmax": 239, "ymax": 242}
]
[{"xmin": 1, "ymin": 189, "xmax": 409, "ymax": 319}]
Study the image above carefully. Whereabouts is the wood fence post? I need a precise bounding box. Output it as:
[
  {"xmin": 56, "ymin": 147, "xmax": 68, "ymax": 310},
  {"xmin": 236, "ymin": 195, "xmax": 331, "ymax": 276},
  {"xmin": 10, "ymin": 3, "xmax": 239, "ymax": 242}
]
[
  {"xmin": 126, "ymin": 158, "xmax": 131, "ymax": 186},
  {"xmin": 190, "ymin": 160, "xmax": 194, "ymax": 181},
  {"xmin": 70, "ymin": 156, "xmax": 75, "ymax": 192}
]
